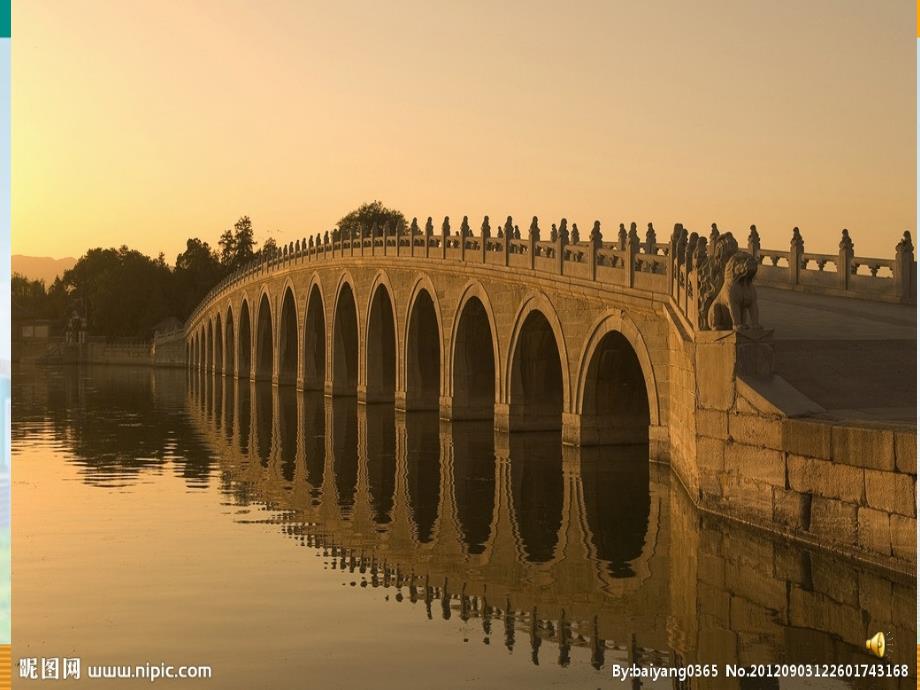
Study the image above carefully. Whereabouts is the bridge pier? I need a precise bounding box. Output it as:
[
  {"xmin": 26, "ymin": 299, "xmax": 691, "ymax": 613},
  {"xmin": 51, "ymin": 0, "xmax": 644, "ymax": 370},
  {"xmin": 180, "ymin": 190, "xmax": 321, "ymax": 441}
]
[{"xmin": 438, "ymin": 395, "xmax": 494, "ymax": 421}]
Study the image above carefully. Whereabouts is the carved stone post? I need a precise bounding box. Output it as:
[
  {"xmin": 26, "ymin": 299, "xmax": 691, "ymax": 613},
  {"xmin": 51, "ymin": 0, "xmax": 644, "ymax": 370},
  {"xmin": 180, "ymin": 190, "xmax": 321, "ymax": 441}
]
[
  {"xmin": 395, "ymin": 220, "xmax": 402, "ymax": 256},
  {"xmin": 668, "ymin": 224, "xmax": 681, "ymax": 298},
  {"xmin": 425, "ymin": 217, "xmax": 433, "ymax": 259},
  {"xmin": 645, "ymin": 222, "xmax": 656, "ymax": 255},
  {"xmin": 626, "ymin": 224, "xmax": 640, "ymax": 288},
  {"xmin": 789, "ymin": 227, "xmax": 804, "ymax": 287},
  {"xmin": 838, "ymin": 229, "xmax": 853, "ymax": 291},
  {"xmin": 894, "ymin": 231, "xmax": 915, "ymax": 304},
  {"xmin": 747, "ymin": 225, "xmax": 760, "ymax": 263},
  {"xmin": 409, "ymin": 218, "xmax": 418, "ymax": 257},
  {"xmin": 589, "ymin": 220, "xmax": 602, "ymax": 281},
  {"xmin": 382, "ymin": 221, "xmax": 389, "ymax": 257},
  {"xmin": 503, "ymin": 216, "xmax": 512, "ymax": 267},
  {"xmin": 528, "ymin": 217, "xmax": 539, "ymax": 270},
  {"xmin": 459, "ymin": 216, "xmax": 468, "ymax": 262},
  {"xmin": 557, "ymin": 219, "xmax": 568, "ymax": 275},
  {"xmin": 709, "ymin": 223, "xmax": 720, "ymax": 248},
  {"xmin": 441, "ymin": 217, "xmax": 449, "ymax": 260},
  {"xmin": 690, "ymin": 237, "xmax": 707, "ymax": 328},
  {"xmin": 359, "ymin": 224, "xmax": 365, "ymax": 257},
  {"xmin": 481, "ymin": 216, "xmax": 490, "ymax": 264},
  {"xmin": 684, "ymin": 233, "xmax": 698, "ymax": 315}
]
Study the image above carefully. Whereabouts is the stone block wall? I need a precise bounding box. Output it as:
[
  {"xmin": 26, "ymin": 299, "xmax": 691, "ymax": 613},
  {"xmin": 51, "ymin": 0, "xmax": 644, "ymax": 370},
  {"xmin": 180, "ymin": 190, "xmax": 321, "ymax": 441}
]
[
  {"xmin": 695, "ymin": 389, "xmax": 916, "ymax": 571},
  {"xmin": 664, "ymin": 308, "xmax": 916, "ymax": 572}
]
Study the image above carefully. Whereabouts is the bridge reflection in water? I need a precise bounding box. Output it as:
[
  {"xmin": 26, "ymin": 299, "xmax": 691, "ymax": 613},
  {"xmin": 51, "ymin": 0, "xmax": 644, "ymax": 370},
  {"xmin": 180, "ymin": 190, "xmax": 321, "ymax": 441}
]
[{"xmin": 186, "ymin": 369, "xmax": 914, "ymax": 686}]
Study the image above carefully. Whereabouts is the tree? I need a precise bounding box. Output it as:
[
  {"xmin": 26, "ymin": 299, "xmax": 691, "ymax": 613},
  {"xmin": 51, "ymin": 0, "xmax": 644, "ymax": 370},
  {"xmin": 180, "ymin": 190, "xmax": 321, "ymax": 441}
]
[
  {"xmin": 218, "ymin": 229, "xmax": 236, "ymax": 266},
  {"xmin": 11, "ymin": 273, "xmax": 51, "ymax": 319},
  {"xmin": 173, "ymin": 238, "xmax": 226, "ymax": 319},
  {"xmin": 56, "ymin": 246, "xmax": 174, "ymax": 338},
  {"xmin": 338, "ymin": 200, "xmax": 406, "ymax": 236},
  {"xmin": 261, "ymin": 236, "xmax": 278, "ymax": 256},
  {"xmin": 233, "ymin": 216, "xmax": 256, "ymax": 265}
]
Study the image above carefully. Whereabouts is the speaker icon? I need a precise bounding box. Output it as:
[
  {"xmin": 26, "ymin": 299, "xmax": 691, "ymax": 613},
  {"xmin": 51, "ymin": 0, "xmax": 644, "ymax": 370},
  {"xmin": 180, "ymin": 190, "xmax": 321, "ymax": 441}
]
[{"xmin": 865, "ymin": 632, "xmax": 886, "ymax": 658}]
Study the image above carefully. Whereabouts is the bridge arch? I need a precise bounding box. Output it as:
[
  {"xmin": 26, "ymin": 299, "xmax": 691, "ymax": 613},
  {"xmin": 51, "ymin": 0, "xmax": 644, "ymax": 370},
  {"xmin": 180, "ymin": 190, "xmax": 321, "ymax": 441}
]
[
  {"xmin": 302, "ymin": 276, "xmax": 326, "ymax": 391},
  {"xmin": 505, "ymin": 292, "xmax": 570, "ymax": 431},
  {"xmin": 449, "ymin": 281, "xmax": 500, "ymax": 419},
  {"xmin": 403, "ymin": 275, "xmax": 442, "ymax": 410},
  {"xmin": 238, "ymin": 297, "xmax": 252, "ymax": 380},
  {"xmin": 573, "ymin": 310, "xmax": 659, "ymax": 445},
  {"xmin": 224, "ymin": 304, "xmax": 235, "ymax": 378},
  {"xmin": 331, "ymin": 273, "xmax": 359, "ymax": 395},
  {"xmin": 255, "ymin": 289, "xmax": 274, "ymax": 382},
  {"xmin": 214, "ymin": 312, "xmax": 224, "ymax": 374},
  {"xmin": 364, "ymin": 271, "xmax": 397, "ymax": 403},
  {"xmin": 278, "ymin": 282, "xmax": 299, "ymax": 386},
  {"xmin": 206, "ymin": 320, "xmax": 214, "ymax": 373}
]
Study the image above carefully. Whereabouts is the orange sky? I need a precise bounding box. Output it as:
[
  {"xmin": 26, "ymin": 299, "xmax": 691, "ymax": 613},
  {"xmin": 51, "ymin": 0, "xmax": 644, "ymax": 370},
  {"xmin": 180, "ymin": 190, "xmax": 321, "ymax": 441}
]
[{"xmin": 12, "ymin": 0, "xmax": 916, "ymax": 261}]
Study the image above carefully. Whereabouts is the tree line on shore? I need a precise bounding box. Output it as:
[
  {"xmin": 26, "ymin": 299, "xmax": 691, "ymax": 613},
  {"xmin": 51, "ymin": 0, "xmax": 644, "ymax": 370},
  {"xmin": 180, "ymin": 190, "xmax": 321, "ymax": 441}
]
[{"xmin": 12, "ymin": 202, "xmax": 405, "ymax": 339}]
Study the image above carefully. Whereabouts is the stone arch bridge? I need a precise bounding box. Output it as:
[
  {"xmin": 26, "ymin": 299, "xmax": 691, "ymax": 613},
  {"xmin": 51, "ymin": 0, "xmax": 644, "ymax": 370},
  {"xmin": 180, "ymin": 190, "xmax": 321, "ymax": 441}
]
[{"xmin": 185, "ymin": 220, "xmax": 917, "ymax": 571}]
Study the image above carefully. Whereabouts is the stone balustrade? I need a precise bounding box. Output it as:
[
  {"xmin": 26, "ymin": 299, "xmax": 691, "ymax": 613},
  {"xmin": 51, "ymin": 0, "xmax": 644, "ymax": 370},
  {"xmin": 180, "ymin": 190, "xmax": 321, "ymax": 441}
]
[{"xmin": 188, "ymin": 218, "xmax": 915, "ymax": 334}]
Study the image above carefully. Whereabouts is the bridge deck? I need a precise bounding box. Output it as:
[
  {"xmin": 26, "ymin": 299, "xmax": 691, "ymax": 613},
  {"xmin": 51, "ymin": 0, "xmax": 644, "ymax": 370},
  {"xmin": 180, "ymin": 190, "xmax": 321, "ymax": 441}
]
[{"xmin": 758, "ymin": 287, "xmax": 916, "ymax": 425}]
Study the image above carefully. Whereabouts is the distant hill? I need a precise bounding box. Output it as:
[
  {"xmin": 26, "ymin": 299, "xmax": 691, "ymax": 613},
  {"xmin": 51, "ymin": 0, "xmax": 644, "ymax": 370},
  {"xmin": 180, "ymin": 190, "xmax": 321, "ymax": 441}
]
[{"xmin": 12, "ymin": 255, "xmax": 77, "ymax": 285}]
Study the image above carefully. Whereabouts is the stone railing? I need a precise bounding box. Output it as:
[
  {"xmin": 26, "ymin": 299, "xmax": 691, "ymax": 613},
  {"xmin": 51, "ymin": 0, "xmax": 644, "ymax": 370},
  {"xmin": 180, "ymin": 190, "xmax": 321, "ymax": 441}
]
[
  {"xmin": 186, "ymin": 218, "xmax": 674, "ymax": 328},
  {"xmin": 186, "ymin": 217, "xmax": 915, "ymax": 333},
  {"xmin": 747, "ymin": 225, "xmax": 914, "ymax": 304}
]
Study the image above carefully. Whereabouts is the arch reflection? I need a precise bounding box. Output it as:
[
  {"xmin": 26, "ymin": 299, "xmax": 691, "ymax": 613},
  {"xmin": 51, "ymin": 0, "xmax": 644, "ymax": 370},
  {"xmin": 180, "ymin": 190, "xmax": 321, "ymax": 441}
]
[
  {"xmin": 508, "ymin": 432, "xmax": 563, "ymax": 563},
  {"xmin": 331, "ymin": 397, "xmax": 358, "ymax": 518},
  {"xmin": 404, "ymin": 411, "xmax": 440, "ymax": 543},
  {"xmin": 451, "ymin": 421, "xmax": 495, "ymax": 555},
  {"xmin": 300, "ymin": 392, "xmax": 325, "ymax": 499},
  {"xmin": 254, "ymin": 382, "xmax": 273, "ymax": 467},
  {"xmin": 278, "ymin": 386, "xmax": 298, "ymax": 482},
  {"xmin": 579, "ymin": 445, "xmax": 650, "ymax": 578},
  {"xmin": 365, "ymin": 404, "xmax": 396, "ymax": 527}
]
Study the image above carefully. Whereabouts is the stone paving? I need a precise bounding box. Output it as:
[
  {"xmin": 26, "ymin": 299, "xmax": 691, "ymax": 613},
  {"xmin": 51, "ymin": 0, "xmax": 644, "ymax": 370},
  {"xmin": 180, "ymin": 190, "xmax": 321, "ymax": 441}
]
[{"xmin": 759, "ymin": 287, "xmax": 916, "ymax": 424}]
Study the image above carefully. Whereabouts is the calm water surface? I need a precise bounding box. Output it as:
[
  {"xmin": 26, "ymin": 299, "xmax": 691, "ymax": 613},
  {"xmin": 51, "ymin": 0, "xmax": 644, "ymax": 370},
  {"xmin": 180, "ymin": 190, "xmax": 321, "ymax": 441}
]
[{"xmin": 12, "ymin": 366, "xmax": 915, "ymax": 689}]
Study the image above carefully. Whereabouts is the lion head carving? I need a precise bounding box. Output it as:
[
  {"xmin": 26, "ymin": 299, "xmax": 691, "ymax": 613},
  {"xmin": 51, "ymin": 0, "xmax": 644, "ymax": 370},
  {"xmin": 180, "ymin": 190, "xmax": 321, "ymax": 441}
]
[{"xmin": 726, "ymin": 251, "xmax": 758, "ymax": 284}]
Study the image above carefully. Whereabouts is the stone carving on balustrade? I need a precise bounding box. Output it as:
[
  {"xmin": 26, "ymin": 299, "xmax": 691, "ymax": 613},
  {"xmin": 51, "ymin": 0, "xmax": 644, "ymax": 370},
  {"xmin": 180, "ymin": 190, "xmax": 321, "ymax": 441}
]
[
  {"xmin": 747, "ymin": 225, "xmax": 760, "ymax": 259},
  {"xmin": 503, "ymin": 216, "xmax": 514, "ymax": 246},
  {"xmin": 590, "ymin": 220, "xmax": 602, "ymax": 248},
  {"xmin": 697, "ymin": 232, "xmax": 761, "ymax": 331}
]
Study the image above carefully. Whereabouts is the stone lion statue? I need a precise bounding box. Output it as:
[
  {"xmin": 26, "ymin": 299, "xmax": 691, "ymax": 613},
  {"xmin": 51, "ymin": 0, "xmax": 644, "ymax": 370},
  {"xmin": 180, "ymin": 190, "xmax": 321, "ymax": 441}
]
[
  {"xmin": 707, "ymin": 251, "xmax": 760, "ymax": 330},
  {"xmin": 698, "ymin": 232, "xmax": 738, "ymax": 329}
]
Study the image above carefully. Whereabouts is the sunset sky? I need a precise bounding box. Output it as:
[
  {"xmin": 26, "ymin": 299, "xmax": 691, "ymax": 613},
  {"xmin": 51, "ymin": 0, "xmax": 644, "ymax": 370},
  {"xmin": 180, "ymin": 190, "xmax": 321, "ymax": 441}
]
[{"xmin": 12, "ymin": 0, "xmax": 916, "ymax": 261}]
